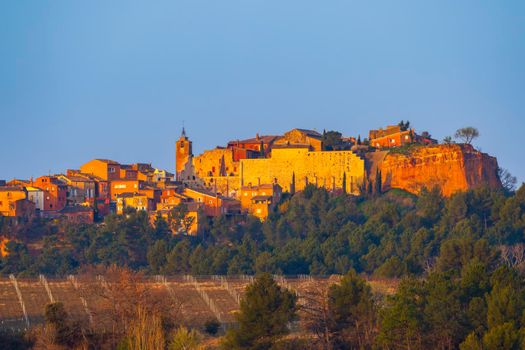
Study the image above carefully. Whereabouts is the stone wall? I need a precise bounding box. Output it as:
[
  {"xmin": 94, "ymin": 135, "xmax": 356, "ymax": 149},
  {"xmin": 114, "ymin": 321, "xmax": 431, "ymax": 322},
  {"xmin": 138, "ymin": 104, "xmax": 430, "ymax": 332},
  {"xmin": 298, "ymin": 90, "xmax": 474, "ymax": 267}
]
[
  {"xmin": 193, "ymin": 148, "xmax": 239, "ymax": 178},
  {"xmin": 199, "ymin": 175, "xmax": 241, "ymax": 197},
  {"xmin": 240, "ymin": 148, "xmax": 365, "ymax": 194}
]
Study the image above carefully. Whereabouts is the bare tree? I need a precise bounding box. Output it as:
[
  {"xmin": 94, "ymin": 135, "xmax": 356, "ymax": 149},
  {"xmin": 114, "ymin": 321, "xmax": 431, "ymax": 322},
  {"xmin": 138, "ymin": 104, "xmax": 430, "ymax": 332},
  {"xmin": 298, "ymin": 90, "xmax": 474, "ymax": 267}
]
[
  {"xmin": 454, "ymin": 127, "xmax": 479, "ymax": 145},
  {"xmin": 300, "ymin": 283, "xmax": 334, "ymax": 350},
  {"xmin": 76, "ymin": 265, "xmax": 183, "ymax": 349},
  {"xmin": 499, "ymin": 244, "xmax": 525, "ymax": 272},
  {"xmin": 498, "ymin": 167, "xmax": 518, "ymax": 192}
]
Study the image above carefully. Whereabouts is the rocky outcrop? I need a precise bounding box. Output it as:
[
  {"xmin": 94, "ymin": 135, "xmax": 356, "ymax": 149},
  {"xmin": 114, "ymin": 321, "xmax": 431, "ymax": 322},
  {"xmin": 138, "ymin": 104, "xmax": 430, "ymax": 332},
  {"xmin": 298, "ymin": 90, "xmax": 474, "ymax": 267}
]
[{"xmin": 374, "ymin": 144, "xmax": 501, "ymax": 196}]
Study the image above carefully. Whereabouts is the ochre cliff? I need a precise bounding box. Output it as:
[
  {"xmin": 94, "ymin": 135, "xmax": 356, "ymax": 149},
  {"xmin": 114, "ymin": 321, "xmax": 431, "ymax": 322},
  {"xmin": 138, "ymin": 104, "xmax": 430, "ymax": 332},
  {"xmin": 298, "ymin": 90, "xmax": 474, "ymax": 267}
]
[{"xmin": 376, "ymin": 144, "xmax": 501, "ymax": 196}]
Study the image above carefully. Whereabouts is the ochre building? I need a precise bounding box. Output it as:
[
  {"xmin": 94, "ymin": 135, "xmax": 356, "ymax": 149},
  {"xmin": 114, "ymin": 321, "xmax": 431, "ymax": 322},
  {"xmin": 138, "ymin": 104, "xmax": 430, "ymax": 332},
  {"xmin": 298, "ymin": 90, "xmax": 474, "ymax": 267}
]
[{"xmin": 240, "ymin": 147, "xmax": 365, "ymax": 194}]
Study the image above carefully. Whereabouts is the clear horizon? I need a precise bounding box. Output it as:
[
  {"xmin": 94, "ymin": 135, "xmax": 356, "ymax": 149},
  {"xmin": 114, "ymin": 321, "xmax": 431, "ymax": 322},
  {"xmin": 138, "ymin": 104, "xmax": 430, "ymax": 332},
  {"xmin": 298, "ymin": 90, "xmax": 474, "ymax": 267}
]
[{"xmin": 1, "ymin": 1, "xmax": 524, "ymax": 183}]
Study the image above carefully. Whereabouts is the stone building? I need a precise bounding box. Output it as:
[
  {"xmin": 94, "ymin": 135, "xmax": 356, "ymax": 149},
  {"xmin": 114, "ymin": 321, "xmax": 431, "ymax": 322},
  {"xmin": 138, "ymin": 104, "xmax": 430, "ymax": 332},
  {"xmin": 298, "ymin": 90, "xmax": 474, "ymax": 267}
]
[
  {"xmin": 369, "ymin": 125, "xmax": 437, "ymax": 149},
  {"xmin": 80, "ymin": 159, "xmax": 121, "ymax": 181},
  {"xmin": 240, "ymin": 183, "xmax": 282, "ymax": 220},
  {"xmin": 0, "ymin": 186, "xmax": 35, "ymax": 218},
  {"xmin": 227, "ymin": 134, "xmax": 279, "ymax": 160},
  {"xmin": 273, "ymin": 128, "xmax": 323, "ymax": 151},
  {"xmin": 240, "ymin": 147, "xmax": 365, "ymax": 194},
  {"xmin": 175, "ymin": 128, "xmax": 193, "ymax": 181},
  {"xmin": 31, "ymin": 176, "xmax": 67, "ymax": 212},
  {"xmin": 115, "ymin": 192, "xmax": 154, "ymax": 214}
]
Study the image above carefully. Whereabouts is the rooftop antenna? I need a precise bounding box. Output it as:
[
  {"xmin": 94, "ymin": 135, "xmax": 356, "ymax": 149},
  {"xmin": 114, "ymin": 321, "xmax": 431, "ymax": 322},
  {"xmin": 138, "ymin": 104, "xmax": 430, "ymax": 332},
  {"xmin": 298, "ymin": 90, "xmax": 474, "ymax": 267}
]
[{"xmin": 181, "ymin": 120, "xmax": 186, "ymax": 137}]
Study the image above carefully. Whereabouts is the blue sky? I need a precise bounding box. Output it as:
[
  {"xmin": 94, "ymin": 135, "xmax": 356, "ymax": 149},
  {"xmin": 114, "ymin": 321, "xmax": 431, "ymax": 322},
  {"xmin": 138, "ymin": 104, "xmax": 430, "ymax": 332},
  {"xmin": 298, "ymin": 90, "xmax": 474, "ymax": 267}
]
[{"xmin": 1, "ymin": 1, "xmax": 524, "ymax": 183}]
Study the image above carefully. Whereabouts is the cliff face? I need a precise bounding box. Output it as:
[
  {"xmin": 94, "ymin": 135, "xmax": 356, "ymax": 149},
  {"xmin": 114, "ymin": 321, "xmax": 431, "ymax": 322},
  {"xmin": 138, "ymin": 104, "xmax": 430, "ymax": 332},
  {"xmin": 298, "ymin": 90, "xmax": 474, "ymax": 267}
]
[{"xmin": 376, "ymin": 144, "xmax": 501, "ymax": 196}]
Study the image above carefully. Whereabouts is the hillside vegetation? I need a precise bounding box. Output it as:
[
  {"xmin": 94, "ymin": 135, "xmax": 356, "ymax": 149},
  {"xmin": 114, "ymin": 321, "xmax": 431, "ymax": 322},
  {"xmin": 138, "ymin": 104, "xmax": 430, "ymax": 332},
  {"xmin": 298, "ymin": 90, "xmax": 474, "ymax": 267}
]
[{"xmin": 1, "ymin": 184, "xmax": 524, "ymax": 278}]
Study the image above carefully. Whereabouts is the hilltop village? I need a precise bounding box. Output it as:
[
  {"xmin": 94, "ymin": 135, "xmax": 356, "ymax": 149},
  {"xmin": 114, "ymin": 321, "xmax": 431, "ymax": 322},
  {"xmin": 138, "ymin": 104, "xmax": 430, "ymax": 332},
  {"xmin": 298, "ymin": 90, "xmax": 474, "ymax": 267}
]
[{"xmin": 0, "ymin": 123, "xmax": 501, "ymax": 235}]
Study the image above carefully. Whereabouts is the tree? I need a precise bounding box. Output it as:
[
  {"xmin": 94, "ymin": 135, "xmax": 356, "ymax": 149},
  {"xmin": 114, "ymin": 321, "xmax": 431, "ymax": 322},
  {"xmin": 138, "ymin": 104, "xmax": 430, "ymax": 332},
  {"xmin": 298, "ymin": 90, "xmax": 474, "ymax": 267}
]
[
  {"xmin": 147, "ymin": 240, "xmax": 168, "ymax": 274},
  {"xmin": 454, "ymin": 127, "xmax": 479, "ymax": 145},
  {"xmin": 443, "ymin": 136, "xmax": 454, "ymax": 145},
  {"xmin": 482, "ymin": 323, "xmax": 522, "ymax": 350},
  {"xmin": 322, "ymin": 131, "xmax": 344, "ymax": 151},
  {"xmin": 33, "ymin": 302, "xmax": 83, "ymax": 349},
  {"xmin": 498, "ymin": 167, "xmax": 518, "ymax": 193},
  {"xmin": 168, "ymin": 327, "xmax": 201, "ymax": 350},
  {"xmin": 222, "ymin": 273, "xmax": 297, "ymax": 350},
  {"xmin": 204, "ymin": 318, "xmax": 221, "ymax": 335},
  {"xmin": 301, "ymin": 283, "xmax": 332, "ymax": 350},
  {"xmin": 168, "ymin": 203, "xmax": 195, "ymax": 234},
  {"xmin": 398, "ymin": 120, "xmax": 411, "ymax": 131},
  {"xmin": 327, "ymin": 270, "xmax": 376, "ymax": 349},
  {"xmin": 377, "ymin": 278, "xmax": 426, "ymax": 349}
]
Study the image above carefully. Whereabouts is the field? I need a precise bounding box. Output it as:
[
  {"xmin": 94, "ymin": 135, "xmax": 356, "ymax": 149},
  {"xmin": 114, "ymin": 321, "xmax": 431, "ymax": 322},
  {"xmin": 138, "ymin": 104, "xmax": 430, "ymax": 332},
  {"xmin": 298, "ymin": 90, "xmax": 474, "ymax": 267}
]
[{"xmin": 0, "ymin": 275, "xmax": 398, "ymax": 333}]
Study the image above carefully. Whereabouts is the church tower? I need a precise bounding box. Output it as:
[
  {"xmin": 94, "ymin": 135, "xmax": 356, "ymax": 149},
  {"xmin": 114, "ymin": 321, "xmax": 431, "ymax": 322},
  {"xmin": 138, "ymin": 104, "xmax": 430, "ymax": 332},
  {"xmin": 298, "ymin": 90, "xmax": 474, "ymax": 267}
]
[{"xmin": 175, "ymin": 127, "xmax": 192, "ymax": 181}]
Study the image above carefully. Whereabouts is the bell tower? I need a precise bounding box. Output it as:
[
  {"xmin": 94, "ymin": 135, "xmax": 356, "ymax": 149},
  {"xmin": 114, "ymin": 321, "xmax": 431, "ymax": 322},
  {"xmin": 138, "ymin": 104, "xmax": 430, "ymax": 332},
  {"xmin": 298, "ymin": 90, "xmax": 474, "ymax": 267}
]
[{"xmin": 176, "ymin": 127, "xmax": 192, "ymax": 181}]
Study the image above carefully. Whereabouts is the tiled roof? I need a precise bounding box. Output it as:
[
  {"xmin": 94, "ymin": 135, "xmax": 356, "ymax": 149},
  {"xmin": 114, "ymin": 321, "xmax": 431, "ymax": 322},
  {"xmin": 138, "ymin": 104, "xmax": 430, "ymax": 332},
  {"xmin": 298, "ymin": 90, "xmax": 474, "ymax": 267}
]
[
  {"xmin": 294, "ymin": 128, "xmax": 322, "ymax": 137},
  {"xmin": 251, "ymin": 195, "xmax": 272, "ymax": 201},
  {"xmin": 115, "ymin": 192, "xmax": 146, "ymax": 198},
  {"xmin": 228, "ymin": 135, "xmax": 280, "ymax": 145},
  {"xmin": 60, "ymin": 206, "xmax": 93, "ymax": 213},
  {"xmin": 95, "ymin": 159, "xmax": 120, "ymax": 165},
  {"xmin": 0, "ymin": 186, "xmax": 25, "ymax": 192}
]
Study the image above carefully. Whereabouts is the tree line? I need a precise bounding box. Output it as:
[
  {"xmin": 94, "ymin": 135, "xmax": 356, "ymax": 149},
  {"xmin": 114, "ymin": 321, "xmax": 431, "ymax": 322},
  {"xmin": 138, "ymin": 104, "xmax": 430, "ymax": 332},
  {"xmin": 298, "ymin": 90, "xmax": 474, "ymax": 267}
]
[{"xmin": 1, "ymin": 183, "xmax": 525, "ymax": 278}]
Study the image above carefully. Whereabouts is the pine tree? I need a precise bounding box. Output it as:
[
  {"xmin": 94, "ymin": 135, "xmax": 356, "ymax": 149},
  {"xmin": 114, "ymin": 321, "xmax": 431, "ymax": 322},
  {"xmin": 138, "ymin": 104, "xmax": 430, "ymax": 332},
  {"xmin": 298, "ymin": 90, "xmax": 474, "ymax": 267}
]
[
  {"xmin": 222, "ymin": 273, "xmax": 297, "ymax": 350},
  {"xmin": 290, "ymin": 172, "xmax": 296, "ymax": 195},
  {"xmin": 327, "ymin": 270, "xmax": 376, "ymax": 349}
]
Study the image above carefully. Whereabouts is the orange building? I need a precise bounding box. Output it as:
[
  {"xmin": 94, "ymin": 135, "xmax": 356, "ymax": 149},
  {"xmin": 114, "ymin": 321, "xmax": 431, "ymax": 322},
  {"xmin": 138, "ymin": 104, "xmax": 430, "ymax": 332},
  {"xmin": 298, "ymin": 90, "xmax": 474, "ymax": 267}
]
[
  {"xmin": 59, "ymin": 206, "xmax": 94, "ymax": 224},
  {"xmin": 227, "ymin": 134, "xmax": 279, "ymax": 160},
  {"xmin": 240, "ymin": 183, "xmax": 282, "ymax": 220},
  {"xmin": 273, "ymin": 128, "xmax": 323, "ymax": 151},
  {"xmin": 369, "ymin": 125, "xmax": 437, "ymax": 149},
  {"xmin": 183, "ymin": 188, "xmax": 240, "ymax": 217},
  {"xmin": 369, "ymin": 125, "xmax": 414, "ymax": 148},
  {"xmin": 176, "ymin": 128, "xmax": 193, "ymax": 181},
  {"xmin": 138, "ymin": 186, "xmax": 162, "ymax": 205},
  {"xmin": 65, "ymin": 170, "xmax": 110, "ymax": 216},
  {"xmin": 80, "ymin": 159, "xmax": 121, "ymax": 181},
  {"xmin": 110, "ymin": 179, "xmax": 143, "ymax": 201},
  {"xmin": 32, "ymin": 176, "xmax": 67, "ymax": 211},
  {"xmin": 119, "ymin": 165, "xmax": 138, "ymax": 180},
  {"xmin": 0, "ymin": 187, "xmax": 35, "ymax": 218},
  {"xmin": 56, "ymin": 174, "xmax": 96, "ymax": 206},
  {"xmin": 116, "ymin": 192, "xmax": 155, "ymax": 214},
  {"xmin": 156, "ymin": 192, "xmax": 190, "ymax": 211}
]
